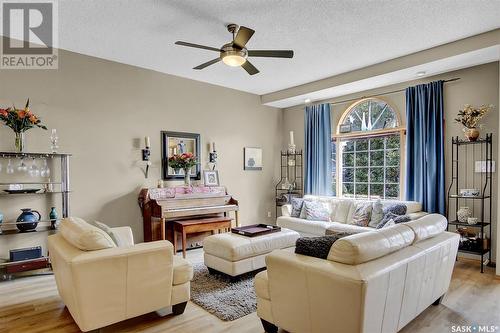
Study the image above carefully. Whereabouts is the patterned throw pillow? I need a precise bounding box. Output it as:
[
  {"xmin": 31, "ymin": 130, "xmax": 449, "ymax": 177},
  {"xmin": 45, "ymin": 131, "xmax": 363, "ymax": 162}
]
[
  {"xmin": 376, "ymin": 212, "xmax": 399, "ymax": 229},
  {"xmin": 384, "ymin": 203, "xmax": 407, "ymax": 216},
  {"xmin": 304, "ymin": 201, "xmax": 331, "ymax": 222},
  {"xmin": 376, "ymin": 213, "xmax": 412, "ymax": 229},
  {"xmin": 368, "ymin": 199, "xmax": 384, "ymax": 227},
  {"xmin": 290, "ymin": 198, "xmax": 305, "ymax": 217},
  {"xmin": 349, "ymin": 203, "xmax": 373, "ymax": 226}
]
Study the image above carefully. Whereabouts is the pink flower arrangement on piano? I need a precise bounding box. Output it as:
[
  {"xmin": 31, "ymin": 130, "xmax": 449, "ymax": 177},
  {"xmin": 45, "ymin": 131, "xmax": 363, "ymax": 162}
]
[{"xmin": 168, "ymin": 152, "xmax": 198, "ymax": 186}]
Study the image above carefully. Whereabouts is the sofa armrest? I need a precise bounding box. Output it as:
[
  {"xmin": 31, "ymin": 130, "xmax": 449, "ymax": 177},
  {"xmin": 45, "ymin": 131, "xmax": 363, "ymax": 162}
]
[
  {"xmin": 264, "ymin": 250, "xmax": 364, "ymax": 333},
  {"xmin": 281, "ymin": 204, "xmax": 292, "ymax": 217},
  {"xmin": 110, "ymin": 226, "xmax": 135, "ymax": 246},
  {"xmin": 68, "ymin": 241, "xmax": 176, "ymax": 321}
]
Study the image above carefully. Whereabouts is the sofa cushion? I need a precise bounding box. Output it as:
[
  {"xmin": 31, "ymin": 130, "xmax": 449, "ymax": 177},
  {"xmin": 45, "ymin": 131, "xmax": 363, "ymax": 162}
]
[
  {"xmin": 325, "ymin": 223, "xmax": 372, "ymax": 235},
  {"xmin": 173, "ymin": 256, "xmax": 193, "ymax": 285},
  {"xmin": 304, "ymin": 201, "xmax": 330, "ymax": 222},
  {"xmin": 60, "ymin": 217, "xmax": 116, "ymax": 251},
  {"xmin": 403, "ymin": 214, "xmax": 447, "ymax": 244},
  {"xmin": 332, "ymin": 200, "xmax": 353, "ymax": 223},
  {"xmin": 327, "ymin": 224, "xmax": 415, "ymax": 264}
]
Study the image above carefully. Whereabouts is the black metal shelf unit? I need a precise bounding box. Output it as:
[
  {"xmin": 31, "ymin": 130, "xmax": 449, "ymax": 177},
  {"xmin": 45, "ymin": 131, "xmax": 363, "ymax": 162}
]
[
  {"xmin": 275, "ymin": 151, "xmax": 303, "ymax": 217},
  {"xmin": 446, "ymin": 134, "xmax": 493, "ymax": 273}
]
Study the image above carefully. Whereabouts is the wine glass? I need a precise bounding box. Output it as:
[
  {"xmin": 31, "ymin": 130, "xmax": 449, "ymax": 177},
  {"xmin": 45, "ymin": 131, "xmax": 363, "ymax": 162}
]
[
  {"xmin": 6, "ymin": 159, "xmax": 14, "ymax": 174},
  {"xmin": 17, "ymin": 158, "xmax": 28, "ymax": 172},
  {"xmin": 28, "ymin": 158, "xmax": 40, "ymax": 177},
  {"xmin": 40, "ymin": 158, "xmax": 50, "ymax": 178}
]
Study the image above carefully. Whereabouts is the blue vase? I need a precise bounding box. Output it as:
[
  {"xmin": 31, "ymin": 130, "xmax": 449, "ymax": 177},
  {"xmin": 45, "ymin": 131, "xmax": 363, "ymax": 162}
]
[
  {"xmin": 16, "ymin": 208, "xmax": 41, "ymax": 232},
  {"xmin": 49, "ymin": 207, "xmax": 58, "ymax": 229}
]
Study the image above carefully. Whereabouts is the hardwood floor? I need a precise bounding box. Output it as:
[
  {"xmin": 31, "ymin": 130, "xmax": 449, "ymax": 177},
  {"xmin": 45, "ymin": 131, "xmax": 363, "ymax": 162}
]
[{"xmin": 0, "ymin": 251, "xmax": 498, "ymax": 333}]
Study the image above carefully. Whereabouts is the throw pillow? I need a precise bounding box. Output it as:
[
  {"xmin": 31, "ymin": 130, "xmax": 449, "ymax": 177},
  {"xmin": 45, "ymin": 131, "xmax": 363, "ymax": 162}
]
[
  {"xmin": 384, "ymin": 203, "xmax": 407, "ymax": 216},
  {"xmin": 295, "ymin": 234, "xmax": 352, "ymax": 259},
  {"xmin": 382, "ymin": 219, "xmax": 396, "ymax": 228},
  {"xmin": 394, "ymin": 214, "xmax": 412, "ymax": 224},
  {"xmin": 93, "ymin": 221, "xmax": 131, "ymax": 247},
  {"xmin": 368, "ymin": 199, "xmax": 384, "ymax": 227},
  {"xmin": 290, "ymin": 198, "xmax": 304, "ymax": 217},
  {"xmin": 60, "ymin": 217, "xmax": 116, "ymax": 251},
  {"xmin": 376, "ymin": 212, "xmax": 398, "ymax": 229},
  {"xmin": 349, "ymin": 202, "xmax": 373, "ymax": 226},
  {"xmin": 376, "ymin": 213, "xmax": 412, "ymax": 229},
  {"xmin": 303, "ymin": 201, "xmax": 330, "ymax": 222}
]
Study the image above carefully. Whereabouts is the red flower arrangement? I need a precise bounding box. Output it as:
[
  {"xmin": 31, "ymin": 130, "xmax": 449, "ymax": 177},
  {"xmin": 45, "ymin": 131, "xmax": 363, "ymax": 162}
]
[{"xmin": 168, "ymin": 152, "xmax": 197, "ymax": 170}]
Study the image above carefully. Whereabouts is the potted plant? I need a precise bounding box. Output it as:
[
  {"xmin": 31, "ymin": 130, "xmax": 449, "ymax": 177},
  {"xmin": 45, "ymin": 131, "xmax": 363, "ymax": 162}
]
[
  {"xmin": 0, "ymin": 99, "xmax": 47, "ymax": 152},
  {"xmin": 168, "ymin": 152, "xmax": 198, "ymax": 186},
  {"xmin": 454, "ymin": 104, "xmax": 493, "ymax": 141}
]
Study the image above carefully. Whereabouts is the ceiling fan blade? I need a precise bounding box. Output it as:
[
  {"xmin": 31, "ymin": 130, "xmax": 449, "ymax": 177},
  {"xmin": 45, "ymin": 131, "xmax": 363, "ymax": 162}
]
[
  {"xmin": 241, "ymin": 60, "xmax": 259, "ymax": 75},
  {"xmin": 248, "ymin": 50, "xmax": 294, "ymax": 58},
  {"xmin": 233, "ymin": 26, "xmax": 255, "ymax": 49},
  {"xmin": 193, "ymin": 58, "xmax": 221, "ymax": 70},
  {"xmin": 175, "ymin": 41, "xmax": 221, "ymax": 52}
]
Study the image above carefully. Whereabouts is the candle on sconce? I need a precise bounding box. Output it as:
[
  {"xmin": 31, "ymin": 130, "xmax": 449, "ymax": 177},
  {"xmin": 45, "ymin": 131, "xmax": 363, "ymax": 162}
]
[
  {"xmin": 212, "ymin": 142, "xmax": 216, "ymax": 152},
  {"xmin": 145, "ymin": 136, "xmax": 151, "ymax": 148},
  {"xmin": 289, "ymin": 131, "xmax": 294, "ymax": 145}
]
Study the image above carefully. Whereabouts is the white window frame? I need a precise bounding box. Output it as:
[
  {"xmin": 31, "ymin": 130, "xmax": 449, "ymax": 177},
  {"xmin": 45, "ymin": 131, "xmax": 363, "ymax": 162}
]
[{"xmin": 333, "ymin": 98, "xmax": 406, "ymax": 199}]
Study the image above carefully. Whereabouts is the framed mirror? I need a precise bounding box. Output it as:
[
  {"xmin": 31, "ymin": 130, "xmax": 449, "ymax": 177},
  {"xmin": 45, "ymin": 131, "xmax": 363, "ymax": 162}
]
[{"xmin": 161, "ymin": 131, "xmax": 201, "ymax": 180}]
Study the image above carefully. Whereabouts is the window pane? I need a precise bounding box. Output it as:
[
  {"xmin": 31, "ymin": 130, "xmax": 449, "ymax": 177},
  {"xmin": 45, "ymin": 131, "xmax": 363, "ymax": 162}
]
[
  {"xmin": 356, "ymin": 139, "xmax": 368, "ymax": 151},
  {"xmin": 343, "ymin": 153, "xmax": 354, "ymax": 167},
  {"xmin": 355, "ymin": 183, "xmax": 368, "ymax": 197},
  {"xmin": 386, "ymin": 135, "xmax": 400, "ymax": 149},
  {"xmin": 386, "ymin": 149, "xmax": 400, "ymax": 166},
  {"xmin": 386, "ymin": 167, "xmax": 400, "ymax": 183},
  {"xmin": 356, "ymin": 152, "xmax": 368, "ymax": 166},
  {"xmin": 339, "ymin": 98, "xmax": 399, "ymax": 134},
  {"xmin": 343, "ymin": 183, "xmax": 354, "ymax": 196},
  {"xmin": 370, "ymin": 137, "xmax": 384, "ymax": 150},
  {"xmin": 370, "ymin": 151, "xmax": 384, "ymax": 166},
  {"xmin": 385, "ymin": 184, "xmax": 399, "ymax": 198},
  {"xmin": 370, "ymin": 167, "xmax": 384, "ymax": 183},
  {"xmin": 370, "ymin": 184, "xmax": 384, "ymax": 198},
  {"xmin": 344, "ymin": 141, "xmax": 354, "ymax": 152},
  {"xmin": 343, "ymin": 168, "xmax": 354, "ymax": 182},
  {"xmin": 356, "ymin": 168, "xmax": 368, "ymax": 182}
]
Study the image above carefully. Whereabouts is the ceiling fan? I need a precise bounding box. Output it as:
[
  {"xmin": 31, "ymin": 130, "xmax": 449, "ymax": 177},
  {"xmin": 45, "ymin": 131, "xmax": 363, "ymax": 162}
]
[{"xmin": 174, "ymin": 24, "xmax": 294, "ymax": 75}]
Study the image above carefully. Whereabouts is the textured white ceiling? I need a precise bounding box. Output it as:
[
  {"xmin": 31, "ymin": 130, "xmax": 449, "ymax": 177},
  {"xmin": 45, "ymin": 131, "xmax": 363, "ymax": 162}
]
[{"xmin": 46, "ymin": 1, "xmax": 500, "ymax": 95}]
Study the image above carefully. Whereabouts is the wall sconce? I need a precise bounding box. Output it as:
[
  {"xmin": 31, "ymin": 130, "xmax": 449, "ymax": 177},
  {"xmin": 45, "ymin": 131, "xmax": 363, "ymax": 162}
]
[
  {"xmin": 142, "ymin": 136, "xmax": 151, "ymax": 178},
  {"xmin": 209, "ymin": 142, "xmax": 217, "ymax": 170}
]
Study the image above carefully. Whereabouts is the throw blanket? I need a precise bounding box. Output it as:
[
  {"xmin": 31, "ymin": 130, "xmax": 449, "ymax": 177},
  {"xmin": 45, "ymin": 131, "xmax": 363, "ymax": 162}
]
[{"xmin": 295, "ymin": 233, "xmax": 353, "ymax": 259}]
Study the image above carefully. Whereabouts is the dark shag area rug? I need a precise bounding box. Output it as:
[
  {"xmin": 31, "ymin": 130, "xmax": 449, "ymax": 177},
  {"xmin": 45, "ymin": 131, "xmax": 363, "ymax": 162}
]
[{"xmin": 190, "ymin": 263, "xmax": 260, "ymax": 321}]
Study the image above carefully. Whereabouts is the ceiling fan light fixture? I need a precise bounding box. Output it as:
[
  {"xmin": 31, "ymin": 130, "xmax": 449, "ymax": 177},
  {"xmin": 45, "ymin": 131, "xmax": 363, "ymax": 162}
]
[{"xmin": 222, "ymin": 54, "xmax": 247, "ymax": 67}]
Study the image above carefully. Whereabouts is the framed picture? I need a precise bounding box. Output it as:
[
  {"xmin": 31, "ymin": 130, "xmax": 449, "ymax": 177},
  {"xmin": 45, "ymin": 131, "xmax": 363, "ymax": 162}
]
[
  {"xmin": 244, "ymin": 147, "xmax": 263, "ymax": 170},
  {"xmin": 161, "ymin": 131, "xmax": 201, "ymax": 180},
  {"xmin": 203, "ymin": 170, "xmax": 220, "ymax": 186}
]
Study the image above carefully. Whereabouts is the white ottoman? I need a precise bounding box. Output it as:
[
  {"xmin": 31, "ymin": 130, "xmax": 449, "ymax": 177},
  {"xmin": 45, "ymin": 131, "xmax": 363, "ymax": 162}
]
[{"xmin": 203, "ymin": 228, "xmax": 300, "ymax": 277}]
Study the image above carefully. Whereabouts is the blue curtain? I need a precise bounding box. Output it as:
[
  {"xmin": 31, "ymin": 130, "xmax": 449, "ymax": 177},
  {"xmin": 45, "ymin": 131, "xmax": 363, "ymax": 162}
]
[
  {"xmin": 405, "ymin": 80, "xmax": 445, "ymax": 214},
  {"xmin": 304, "ymin": 103, "xmax": 332, "ymax": 195}
]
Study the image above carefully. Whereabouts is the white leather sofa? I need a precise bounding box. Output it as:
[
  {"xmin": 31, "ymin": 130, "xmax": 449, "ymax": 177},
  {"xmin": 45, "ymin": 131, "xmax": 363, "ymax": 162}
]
[
  {"xmin": 278, "ymin": 195, "xmax": 427, "ymax": 236},
  {"xmin": 255, "ymin": 214, "xmax": 459, "ymax": 333},
  {"xmin": 48, "ymin": 218, "xmax": 193, "ymax": 332}
]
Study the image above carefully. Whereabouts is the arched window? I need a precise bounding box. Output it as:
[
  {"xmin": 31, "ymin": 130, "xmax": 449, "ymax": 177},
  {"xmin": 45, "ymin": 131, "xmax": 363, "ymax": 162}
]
[{"xmin": 332, "ymin": 98, "xmax": 404, "ymax": 199}]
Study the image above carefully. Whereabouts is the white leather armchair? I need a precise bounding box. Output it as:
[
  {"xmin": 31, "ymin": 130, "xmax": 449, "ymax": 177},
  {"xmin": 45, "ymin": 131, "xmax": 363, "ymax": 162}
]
[
  {"xmin": 255, "ymin": 214, "xmax": 459, "ymax": 333},
  {"xmin": 48, "ymin": 224, "xmax": 193, "ymax": 332}
]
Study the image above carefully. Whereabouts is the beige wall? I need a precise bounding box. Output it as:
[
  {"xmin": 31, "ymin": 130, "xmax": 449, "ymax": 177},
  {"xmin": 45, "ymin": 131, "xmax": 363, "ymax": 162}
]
[
  {"xmin": 283, "ymin": 62, "xmax": 499, "ymax": 264},
  {"xmin": 0, "ymin": 48, "xmax": 282, "ymax": 256}
]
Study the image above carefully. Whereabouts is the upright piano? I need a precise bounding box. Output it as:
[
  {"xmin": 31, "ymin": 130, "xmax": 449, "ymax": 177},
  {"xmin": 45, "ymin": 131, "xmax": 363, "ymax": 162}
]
[{"xmin": 138, "ymin": 186, "xmax": 239, "ymax": 246}]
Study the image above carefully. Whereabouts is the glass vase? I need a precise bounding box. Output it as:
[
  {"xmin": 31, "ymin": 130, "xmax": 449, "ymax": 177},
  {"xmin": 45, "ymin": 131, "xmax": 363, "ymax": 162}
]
[
  {"xmin": 183, "ymin": 168, "xmax": 191, "ymax": 186},
  {"xmin": 14, "ymin": 132, "xmax": 25, "ymax": 152}
]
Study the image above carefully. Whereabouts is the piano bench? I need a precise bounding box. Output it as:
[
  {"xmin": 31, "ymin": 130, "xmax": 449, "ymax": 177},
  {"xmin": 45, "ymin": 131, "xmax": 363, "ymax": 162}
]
[{"xmin": 173, "ymin": 217, "xmax": 233, "ymax": 258}]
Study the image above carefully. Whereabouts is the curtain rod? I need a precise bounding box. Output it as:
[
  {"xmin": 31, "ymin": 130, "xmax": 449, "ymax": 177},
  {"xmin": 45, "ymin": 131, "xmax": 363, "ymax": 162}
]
[{"xmin": 328, "ymin": 77, "xmax": 460, "ymax": 106}]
